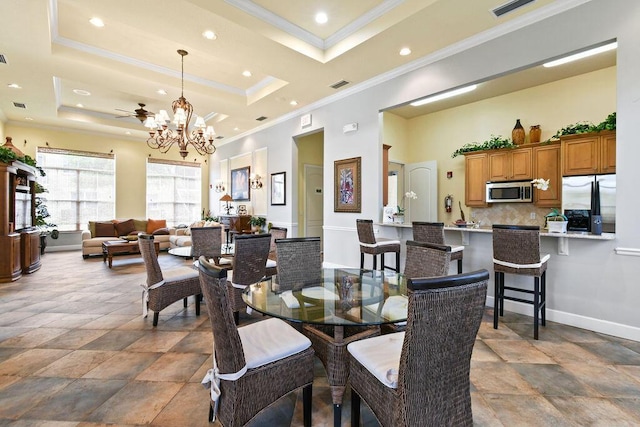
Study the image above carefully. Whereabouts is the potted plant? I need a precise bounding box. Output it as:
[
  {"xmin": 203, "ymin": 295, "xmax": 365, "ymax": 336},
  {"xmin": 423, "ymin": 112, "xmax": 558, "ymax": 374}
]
[
  {"xmin": 545, "ymin": 208, "xmax": 568, "ymax": 233},
  {"xmin": 249, "ymin": 216, "xmax": 266, "ymax": 232}
]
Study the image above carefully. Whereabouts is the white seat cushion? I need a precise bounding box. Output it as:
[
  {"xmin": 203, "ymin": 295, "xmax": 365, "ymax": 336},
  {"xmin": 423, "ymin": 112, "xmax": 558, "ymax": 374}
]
[
  {"xmin": 280, "ymin": 287, "xmax": 338, "ymax": 309},
  {"xmin": 219, "ymin": 257, "xmax": 232, "ymax": 265},
  {"xmin": 359, "ymin": 238, "xmax": 401, "ymax": 249},
  {"xmin": 266, "ymin": 259, "xmax": 277, "ymax": 268},
  {"xmin": 348, "ymin": 332, "xmax": 404, "ymax": 389},
  {"xmin": 493, "ymin": 253, "xmax": 550, "ymax": 269},
  {"xmin": 238, "ymin": 317, "xmax": 311, "ymax": 369},
  {"xmin": 450, "ymin": 245, "xmax": 464, "ymax": 253},
  {"xmin": 163, "ymin": 267, "xmax": 198, "ymax": 282}
]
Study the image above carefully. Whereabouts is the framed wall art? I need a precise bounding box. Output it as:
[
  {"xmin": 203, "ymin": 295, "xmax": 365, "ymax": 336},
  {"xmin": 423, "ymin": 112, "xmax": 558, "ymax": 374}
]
[
  {"xmin": 270, "ymin": 171, "xmax": 286, "ymax": 205},
  {"xmin": 230, "ymin": 166, "xmax": 250, "ymax": 201},
  {"xmin": 334, "ymin": 157, "xmax": 361, "ymax": 213}
]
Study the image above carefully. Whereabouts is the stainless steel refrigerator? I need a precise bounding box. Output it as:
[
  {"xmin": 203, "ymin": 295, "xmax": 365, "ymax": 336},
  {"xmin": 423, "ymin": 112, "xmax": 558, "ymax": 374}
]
[{"xmin": 562, "ymin": 174, "xmax": 616, "ymax": 233}]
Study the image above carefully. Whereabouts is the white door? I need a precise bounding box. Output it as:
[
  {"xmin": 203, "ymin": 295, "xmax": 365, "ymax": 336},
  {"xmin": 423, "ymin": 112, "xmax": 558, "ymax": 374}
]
[
  {"xmin": 404, "ymin": 161, "xmax": 438, "ymax": 222},
  {"xmin": 304, "ymin": 164, "xmax": 323, "ymax": 247}
]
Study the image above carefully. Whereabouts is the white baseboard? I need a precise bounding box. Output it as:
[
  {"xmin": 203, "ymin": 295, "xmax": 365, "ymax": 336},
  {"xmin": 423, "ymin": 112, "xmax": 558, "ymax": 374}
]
[{"xmin": 487, "ymin": 296, "xmax": 640, "ymax": 342}]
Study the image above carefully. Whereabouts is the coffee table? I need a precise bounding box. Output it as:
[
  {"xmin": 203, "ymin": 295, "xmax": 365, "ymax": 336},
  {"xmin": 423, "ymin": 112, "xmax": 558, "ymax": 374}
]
[{"xmin": 102, "ymin": 240, "xmax": 159, "ymax": 268}]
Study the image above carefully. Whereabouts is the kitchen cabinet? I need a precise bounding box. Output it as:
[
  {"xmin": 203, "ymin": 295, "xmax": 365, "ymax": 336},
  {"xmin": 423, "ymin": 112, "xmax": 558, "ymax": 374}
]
[
  {"xmin": 561, "ymin": 131, "xmax": 616, "ymax": 176},
  {"xmin": 533, "ymin": 142, "xmax": 561, "ymax": 208},
  {"xmin": 464, "ymin": 152, "xmax": 488, "ymax": 207},
  {"xmin": 488, "ymin": 146, "xmax": 532, "ymax": 181}
]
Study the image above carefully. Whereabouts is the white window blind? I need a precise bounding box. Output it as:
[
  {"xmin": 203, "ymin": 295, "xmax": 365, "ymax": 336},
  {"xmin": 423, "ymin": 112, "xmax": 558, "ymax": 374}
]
[
  {"xmin": 146, "ymin": 158, "xmax": 201, "ymax": 227},
  {"xmin": 36, "ymin": 148, "xmax": 115, "ymax": 231}
]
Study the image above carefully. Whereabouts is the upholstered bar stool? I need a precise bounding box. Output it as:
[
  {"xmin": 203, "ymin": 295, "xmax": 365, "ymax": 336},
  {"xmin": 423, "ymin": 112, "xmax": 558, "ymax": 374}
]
[
  {"xmin": 412, "ymin": 221, "xmax": 464, "ymax": 273},
  {"xmin": 492, "ymin": 224, "xmax": 550, "ymax": 340},
  {"xmin": 356, "ymin": 219, "xmax": 400, "ymax": 273}
]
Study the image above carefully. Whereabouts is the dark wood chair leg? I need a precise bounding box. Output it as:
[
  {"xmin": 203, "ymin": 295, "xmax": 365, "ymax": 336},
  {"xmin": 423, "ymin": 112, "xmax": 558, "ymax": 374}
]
[
  {"xmin": 395, "ymin": 250, "xmax": 400, "ymax": 273},
  {"xmin": 372, "ymin": 254, "xmax": 377, "ymax": 271},
  {"xmin": 195, "ymin": 294, "xmax": 201, "ymax": 316},
  {"xmin": 541, "ymin": 271, "xmax": 547, "ymax": 326},
  {"xmin": 493, "ymin": 272, "xmax": 499, "ymax": 330},
  {"xmin": 233, "ymin": 311, "xmax": 239, "ymax": 325},
  {"xmin": 153, "ymin": 312, "xmax": 159, "ymax": 326},
  {"xmin": 303, "ymin": 383, "xmax": 312, "ymax": 427},
  {"xmin": 209, "ymin": 403, "xmax": 213, "ymax": 422},
  {"xmin": 499, "ymin": 272, "xmax": 505, "ymax": 316},
  {"xmin": 534, "ymin": 276, "xmax": 540, "ymax": 340},
  {"xmin": 360, "ymin": 252, "xmax": 364, "ymax": 270},
  {"xmin": 333, "ymin": 404, "xmax": 342, "ymax": 427},
  {"xmin": 457, "ymin": 259, "xmax": 463, "ymax": 274},
  {"xmin": 183, "ymin": 297, "xmax": 187, "ymax": 307},
  {"xmin": 351, "ymin": 390, "xmax": 361, "ymax": 427}
]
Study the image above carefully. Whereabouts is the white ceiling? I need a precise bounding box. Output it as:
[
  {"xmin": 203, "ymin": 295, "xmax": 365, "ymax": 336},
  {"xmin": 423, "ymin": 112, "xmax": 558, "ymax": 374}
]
[{"xmin": 0, "ymin": 0, "xmax": 612, "ymax": 148}]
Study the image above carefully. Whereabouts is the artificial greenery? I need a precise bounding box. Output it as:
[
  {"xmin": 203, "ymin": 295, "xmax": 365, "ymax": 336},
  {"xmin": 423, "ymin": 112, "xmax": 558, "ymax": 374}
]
[
  {"xmin": 0, "ymin": 146, "xmax": 46, "ymax": 177},
  {"xmin": 201, "ymin": 209, "xmax": 218, "ymax": 222},
  {"xmin": 249, "ymin": 216, "xmax": 266, "ymax": 228},
  {"xmin": 550, "ymin": 112, "xmax": 616, "ymax": 140},
  {"xmin": 34, "ymin": 182, "xmax": 56, "ymax": 228},
  {"xmin": 545, "ymin": 208, "xmax": 568, "ymax": 221},
  {"xmin": 451, "ymin": 135, "xmax": 515, "ymax": 158}
]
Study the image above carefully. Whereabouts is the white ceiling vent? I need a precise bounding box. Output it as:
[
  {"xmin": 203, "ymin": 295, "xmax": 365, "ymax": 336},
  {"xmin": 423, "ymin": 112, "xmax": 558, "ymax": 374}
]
[
  {"xmin": 492, "ymin": 0, "xmax": 536, "ymax": 17},
  {"xmin": 0, "ymin": 54, "xmax": 6, "ymax": 64},
  {"xmin": 13, "ymin": 102, "xmax": 26, "ymax": 109}
]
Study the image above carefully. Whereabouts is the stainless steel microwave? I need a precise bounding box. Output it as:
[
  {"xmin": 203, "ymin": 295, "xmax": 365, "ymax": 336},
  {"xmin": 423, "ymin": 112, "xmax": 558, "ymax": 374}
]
[{"xmin": 486, "ymin": 180, "xmax": 533, "ymax": 203}]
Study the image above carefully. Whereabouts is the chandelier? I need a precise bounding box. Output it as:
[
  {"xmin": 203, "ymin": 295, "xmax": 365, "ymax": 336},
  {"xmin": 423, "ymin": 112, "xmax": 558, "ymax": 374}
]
[{"xmin": 144, "ymin": 49, "xmax": 216, "ymax": 158}]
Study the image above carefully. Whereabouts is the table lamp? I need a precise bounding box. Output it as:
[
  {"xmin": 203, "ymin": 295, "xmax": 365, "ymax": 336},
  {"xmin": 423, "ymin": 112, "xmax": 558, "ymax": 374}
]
[{"xmin": 220, "ymin": 193, "xmax": 233, "ymax": 215}]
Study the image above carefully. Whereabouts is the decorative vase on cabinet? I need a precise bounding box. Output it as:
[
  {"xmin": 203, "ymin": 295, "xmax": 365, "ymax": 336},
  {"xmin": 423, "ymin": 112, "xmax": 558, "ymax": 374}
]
[
  {"xmin": 529, "ymin": 125, "xmax": 541, "ymax": 143},
  {"xmin": 512, "ymin": 119, "xmax": 525, "ymax": 145}
]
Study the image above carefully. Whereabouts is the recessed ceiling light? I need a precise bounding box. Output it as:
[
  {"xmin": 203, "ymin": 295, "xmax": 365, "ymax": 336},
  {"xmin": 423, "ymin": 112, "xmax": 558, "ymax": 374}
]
[
  {"xmin": 315, "ymin": 12, "xmax": 328, "ymax": 24},
  {"xmin": 399, "ymin": 47, "xmax": 411, "ymax": 56},
  {"xmin": 157, "ymin": 89, "xmax": 167, "ymax": 95},
  {"xmin": 73, "ymin": 89, "xmax": 91, "ymax": 96},
  {"xmin": 242, "ymin": 70, "xmax": 252, "ymax": 77},
  {"xmin": 202, "ymin": 30, "xmax": 217, "ymax": 40},
  {"xmin": 543, "ymin": 41, "xmax": 617, "ymax": 68},
  {"xmin": 290, "ymin": 100, "xmax": 298, "ymax": 106},
  {"xmin": 76, "ymin": 103, "xmax": 84, "ymax": 108},
  {"xmin": 8, "ymin": 83, "xmax": 21, "ymax": 89},
  {"xmin": 89, "ymin": 17, "xmax": 104, "ymax": 27},
  {"xmin": 410, "ymin": 84, "xmax": 478, "ymax": 106},
  {"xmin": 25, "ymin": 117, "xmax": 34, "ymax": 121},
  {"xmin": 125, "ymin": 131, "xmax": 131, "ymax": 135},
  {"xmin": 234, "ymin": 127, "xmax": 239, "ymax": 131}
]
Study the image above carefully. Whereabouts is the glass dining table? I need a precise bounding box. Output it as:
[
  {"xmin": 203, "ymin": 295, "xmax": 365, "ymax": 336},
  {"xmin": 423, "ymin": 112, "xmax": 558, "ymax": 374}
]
[{"xmin": 243, "ymin": 267, "xmax": 408, "ymax": 427}]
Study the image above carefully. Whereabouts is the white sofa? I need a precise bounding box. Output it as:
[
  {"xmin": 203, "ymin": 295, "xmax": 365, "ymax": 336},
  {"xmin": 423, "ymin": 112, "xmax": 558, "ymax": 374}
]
[
  {"xmin": 81, "ymin": 219, "xmax": 174, "ymax": 258},
  {"xmin": 169, "ymin": 220, "xmax": 226, "ymax": 249}
]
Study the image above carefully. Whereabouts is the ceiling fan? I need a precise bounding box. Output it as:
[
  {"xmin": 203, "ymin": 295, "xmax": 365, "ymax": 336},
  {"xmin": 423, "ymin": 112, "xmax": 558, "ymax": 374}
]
[{"xmin": 115, "ymin": 103, "xmax": 155, "ymax": 123}]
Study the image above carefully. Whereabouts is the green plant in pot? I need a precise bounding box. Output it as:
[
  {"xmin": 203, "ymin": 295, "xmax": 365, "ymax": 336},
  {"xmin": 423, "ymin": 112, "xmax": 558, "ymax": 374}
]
[{"xmin": 249, "ymin": 216, "xmax": 266, "ymax": 232}]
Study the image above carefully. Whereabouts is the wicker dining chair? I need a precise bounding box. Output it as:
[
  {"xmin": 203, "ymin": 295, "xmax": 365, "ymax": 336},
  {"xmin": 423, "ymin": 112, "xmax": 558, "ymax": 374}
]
[
  {"xmin": 265, "ymin": 226, "xmax": 287, "ymax": 278},
  {"xmin": 138, "ymin": 234, "xmax": 201, "ymax": 326},
  {"xmin": 381, "ymin": 240, "xmax": 452, "ymax": 334},
  {"xmin": 273, "ymin": 236, "xmax": 321, "ymax": 292},
  {"xmin": 356, "ymin": 219, "xmax": 401, "ymax": 273},
  {"xmin": 197, "ymin": 257, "xmax": 314, "ymax": 427},
  {"xmin": 190, "ymin": 226, "xmax": 231, "ymax": 269},
  {"xmin": 348, "ymin": 269, "xmax": 489, "ymax": 427},
  {"xmin": 492, "ymin": 224, "xmax": 549, "ymax": 340},
  {"xmin": 227, "ymin": 233, "xmax": 271, "ymax": 325},
  {"xmin": 412, "ymin": 221, "xmax": 464, "ymax": 273}
]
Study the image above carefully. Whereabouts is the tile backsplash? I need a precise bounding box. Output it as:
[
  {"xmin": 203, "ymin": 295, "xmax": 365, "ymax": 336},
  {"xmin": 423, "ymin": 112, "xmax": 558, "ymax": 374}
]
[{"xmin": 470, "ymin": 204, "xmax": 553, "ymax": 228}]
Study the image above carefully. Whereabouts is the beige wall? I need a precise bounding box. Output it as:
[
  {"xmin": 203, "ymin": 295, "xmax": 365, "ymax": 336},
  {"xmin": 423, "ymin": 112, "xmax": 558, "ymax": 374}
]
[
  {"xmin": 383, "ymin": 66, "xmax": 616, "ymax": 222},
  {"xmin": 382, "ymin": 112, "xmax": 410, "ymax": 163},
  {"xmin": 3, "ymin": 124, "xmax": 210, "ymax": 221}
]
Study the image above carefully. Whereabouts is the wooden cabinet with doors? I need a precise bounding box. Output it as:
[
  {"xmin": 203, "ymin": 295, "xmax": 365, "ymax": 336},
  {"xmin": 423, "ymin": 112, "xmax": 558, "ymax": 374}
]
[
  {"xmin": 561, "ymin": 131, "xmax": 616, "ymax": 176},
  {"xmin": 532, "ymin": 142, "xmax": 561, "ymax": 208},
  {"xmin": 488, "ymin": 146, "xmax": 532, "ymax": 182},
  {"xmin": 464, "ymin": 152, "xmax": 488, "ymax": 207}
]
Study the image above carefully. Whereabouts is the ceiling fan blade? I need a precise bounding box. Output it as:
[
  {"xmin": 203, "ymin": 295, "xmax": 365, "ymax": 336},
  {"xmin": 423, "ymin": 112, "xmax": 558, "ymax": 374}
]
[{"xmin": 115, "ymin": 114, "xmax": 133, "ymax": 118}]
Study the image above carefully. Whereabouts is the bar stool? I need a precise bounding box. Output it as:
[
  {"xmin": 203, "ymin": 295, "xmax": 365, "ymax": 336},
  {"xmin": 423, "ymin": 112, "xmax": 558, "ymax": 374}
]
[
  {"xmin": 356, "ymin": 219, "xmax": 400, "ymax": 273},
  {"xmin": 412, "ymin": 221, "xmax": 464, "ymax": 273},
  {"xmin": 492, "ymin": 225, "xmax": 550, "ymax": 340}
]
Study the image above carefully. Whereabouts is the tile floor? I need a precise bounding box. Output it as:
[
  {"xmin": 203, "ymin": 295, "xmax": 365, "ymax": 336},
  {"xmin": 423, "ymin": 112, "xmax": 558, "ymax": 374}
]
[{"xmin": 1, "ymin": 250, "xmax": 640, "ymax": 426}]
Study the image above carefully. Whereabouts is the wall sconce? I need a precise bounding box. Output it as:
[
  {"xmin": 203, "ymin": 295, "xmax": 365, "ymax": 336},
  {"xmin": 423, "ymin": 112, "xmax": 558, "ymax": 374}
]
[
  {"xmin": 214, "ymin": 179, "xmax": 225, "ymax": 193},
  {"xmin": 250, "ymin": 173, "xmax": 263, "ymax": 189}
]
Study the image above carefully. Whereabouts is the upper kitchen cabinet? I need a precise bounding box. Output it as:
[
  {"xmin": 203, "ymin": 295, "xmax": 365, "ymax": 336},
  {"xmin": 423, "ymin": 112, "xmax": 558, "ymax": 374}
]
[
  {"xmin": 561, "ymin": 131, "xmax": 616, "ymax": 176},
  {"xmin": 533, "ymin": 142, "xmax": 561, "ymax": 208},
  {"xmin": 488, "ymin": 146, "xmax": 532, "ymax": 182},
  {"xmin": 464, "ymin": 152, "xmax": 488, "ymax": 207}
]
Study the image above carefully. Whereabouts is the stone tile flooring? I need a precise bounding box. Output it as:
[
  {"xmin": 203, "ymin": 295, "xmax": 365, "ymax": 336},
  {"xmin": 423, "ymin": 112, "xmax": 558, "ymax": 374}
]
[{"xmin": 1, "ymin": 250, "xmax": 640, "ymax": 426}]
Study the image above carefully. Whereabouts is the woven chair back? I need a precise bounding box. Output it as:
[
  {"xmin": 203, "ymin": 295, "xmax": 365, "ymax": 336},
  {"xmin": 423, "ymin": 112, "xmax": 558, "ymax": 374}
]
[
  {"xmin": 268, "ymin": 226, "xmax": 288, "ymax": 260},
  {"xmin": 139, "ymin": 234, "xmax": 163, "ymax": 285},
  {"xmin": 356, "ymin": 219, "xmax": 376, "ymax": 245},
  {"xmin": 404, "ymin": 240, "xmax": 451, "ymax": 279},
  {"xmin": 197, "ymin": 257, "xmax": 247, "ymax": 374},
  {"xmin": 275, "ymin": 237, "xmax": 322, "ymax": 290},
  {"xmin": 190, "ymin": 226, "xmax": 223, "ymax": 259},
  {"xmin": 411, "ymin": 222, "xmax": 445, "ymax": 245},
  {"xmin": 232, "ymin": 233, "xmax": 271, "ymax": 285},
  {"xmin": 492, "ymin": 225, "xmax": 541, "ymax": 265},
  {"xmin": 401, "ymin": 269, "xmax": 489, "ymax": 424}
]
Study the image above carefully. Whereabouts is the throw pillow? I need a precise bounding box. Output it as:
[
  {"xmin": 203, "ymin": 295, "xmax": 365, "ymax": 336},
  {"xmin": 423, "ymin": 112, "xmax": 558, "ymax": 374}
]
[
  {"xmin": 147, "ymin": 218, "xmax": 167, "ymax": 234},
  {"xmin": 95, "ymin": 221, "xmax": 116, "ymax": 237},
  {"xmin": 152, "ymin": 227, "xmax": 169, "ymax": 235},
  {"xmin": 115, "ymin": 219, "xmax": 136, "ymax": 236},
  {"xmin": 133, "ymin": 219, "xmax": 147, "ymax": 232}
]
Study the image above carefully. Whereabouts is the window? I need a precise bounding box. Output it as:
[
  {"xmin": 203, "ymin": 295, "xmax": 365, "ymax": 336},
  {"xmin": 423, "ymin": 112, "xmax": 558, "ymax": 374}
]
[
  {"xmin": 147, "ymin": 158, "xmax": 201, "ymax": 227},
  {"xmin": 36, "ymin": 148, "xmax": 115, "ymax": 231}
]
